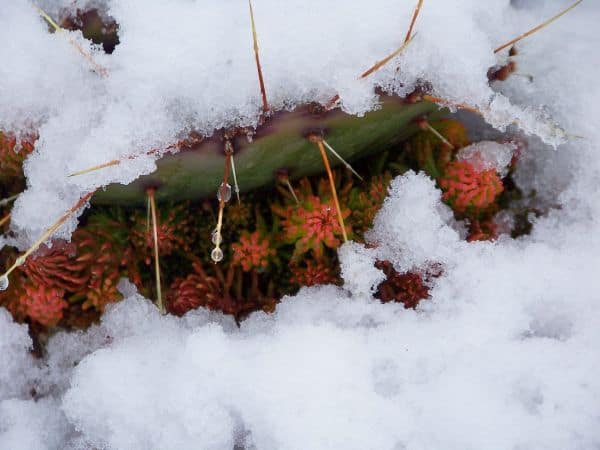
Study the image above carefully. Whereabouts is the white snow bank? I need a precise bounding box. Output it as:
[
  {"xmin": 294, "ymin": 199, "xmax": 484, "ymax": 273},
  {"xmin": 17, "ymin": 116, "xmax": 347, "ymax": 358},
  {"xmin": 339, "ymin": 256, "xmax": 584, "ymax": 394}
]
[
  {"xmin": 0, "ymin": 168, "xmax": 599, "ymax": 449},
  {"xmin": 0, "ymin": 309, "xmax": 38, "ymax": 401},
  {"xmin": 0, "ymin": 0, "xmax": 580, "ymax": 246},
  {"xmin": 61, "ymin": 175, "xmax": 600, "ymax": 450}
]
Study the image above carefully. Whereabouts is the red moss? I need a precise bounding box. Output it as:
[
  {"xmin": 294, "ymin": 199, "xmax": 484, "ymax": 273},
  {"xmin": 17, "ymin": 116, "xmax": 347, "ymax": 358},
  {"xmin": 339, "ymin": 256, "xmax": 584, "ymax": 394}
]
[
  {"xmin": 277, "ymin": 195, "xmax": 350, "ymax": 258},
  {"xmin": 20, "ymin": 242, "xmax": 89, "ymax": 292},
  {"xmin": 19, "ymin": 282, "xmax": 67, "ymax": 327},
  {"xmin": 167, "ymin": 262, "xmax": 276, "ymax": 320},
  {"xmin": 75, "ymin": 230, "xmax": 125, "ymax": 310},
  {"xmin": 290, "ymin": 259, "xmax": 339, "ymax": 287},
  {"xmin": 439, "ymin": 160, "xmax": 503, "ymax": 215},
  {"xmin": 487, "ymin": 61, "xmax": 517, "ymax": 82},
  {"xmin": 130, "ymin": 203, "xmax": 192, "ymax": 265},
  {"xmin": 374, "ymin": 260, "xmax": 432, "ymax": 309},
  {"xmin": 0, "ymin": 132, "xmax": 36, "ymax": 183},
  {"xmin": 349, "ymin": 173, "xmax": 392, "ymax": 235},
  {"xmin": 85, "ymin": 268, "xmax": 121, "ymax": 311},
  {"xmin": 167, "ymin": 262, "xmax": 222, "ymax": 316},
  {"xmin": 232, "ymin": 231, "xmax": 274, "ymax": 272},
  {"xmin": 226, "ymin": 202, "xmax": 251, "ymax": 227},
  {"xmin": 467, "ymin": 219, "xmax": 498, "ymax": 242}
]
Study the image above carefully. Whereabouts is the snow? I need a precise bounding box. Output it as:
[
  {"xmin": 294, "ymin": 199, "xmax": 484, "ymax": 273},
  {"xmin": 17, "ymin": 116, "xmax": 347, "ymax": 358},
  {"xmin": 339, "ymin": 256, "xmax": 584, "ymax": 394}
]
[
  {"xmin": 1, "ymin": 0, "xmax": 600, "ymax": 449},
  {"xmin": 366, "ymin": 172, "xmax": 462, "ymax": 270},
  {"xmin": 456, "ymin": 141, "xmax": 516, "ymax": 177},
  {"xmin": 0, "ymin": 309, "xmax": 37, "ymax": 401},
  {"xmin": 0, "ymin": 0, "xmax": 577, "ymax": 247}
]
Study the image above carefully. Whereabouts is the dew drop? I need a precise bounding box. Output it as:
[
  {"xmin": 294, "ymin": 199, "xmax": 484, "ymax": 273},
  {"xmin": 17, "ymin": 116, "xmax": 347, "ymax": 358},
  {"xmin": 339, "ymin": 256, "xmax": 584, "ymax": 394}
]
[
  {"xmin": 0, "ymin": 275, "xmax": 9, "ymax": 291},
  {"xmin": 217, "ymin": 183, "xmax": 232, "ymax": 203},
  {"xmin": 211, "ymin": 229, "xmax": 222, "ymax": 246},
  {"xmin": 211, "ymin": 247, "xmax": 224, "ymax": 263},
  {"xmin": 15, "ymin": 256, "xmax": 26, "ymax": 267}
]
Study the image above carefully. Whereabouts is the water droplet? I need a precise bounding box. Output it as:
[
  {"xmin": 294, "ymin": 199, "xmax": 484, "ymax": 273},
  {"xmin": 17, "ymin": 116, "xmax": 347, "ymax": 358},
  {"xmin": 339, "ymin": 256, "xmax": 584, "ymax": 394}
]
[
  {"xmin": 211, "ymin": 230, "xmax": 222, "ymax": 245},
  {"xmin": 217, "ymin": 183, "xmax": 232, "ymax": 203},
  {"xmin": 0, "ymin": 275, "xmax": 8, "ymax": 291},
  {"xmin": 15, "ymin": 256, "xmax": 26, "ymax": 267},
  {"xmin": 211, "ymin": 247, "xmax": 224, "ymax": 263}
]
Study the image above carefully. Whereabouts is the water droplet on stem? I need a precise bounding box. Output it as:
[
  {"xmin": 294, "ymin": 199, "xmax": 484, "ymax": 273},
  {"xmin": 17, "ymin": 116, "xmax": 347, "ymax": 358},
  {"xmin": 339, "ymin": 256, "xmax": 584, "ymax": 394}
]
[
  {"xmin": 211, "ymin": 247, "xmax": 224, "ymax": 263},
  {"xmin": 217, "ymin": 183, "xmax": 232, "ymax": 203},
  {"xmin": 0, "ymin": 275, "xmax": 9, "ymax": 291}
]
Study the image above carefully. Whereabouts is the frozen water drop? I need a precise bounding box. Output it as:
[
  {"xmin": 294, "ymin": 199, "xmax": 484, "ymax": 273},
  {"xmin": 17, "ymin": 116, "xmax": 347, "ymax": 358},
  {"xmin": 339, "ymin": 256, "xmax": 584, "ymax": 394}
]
[
  {"xmin": 0, "ymin": 275, "xmax": 8, "ymax": 291},
  {"xmin": 217, "ymin": 183, "xmax": 232, "ymax": 203},
  {"xmin": 15, "ymin": 256, "xmax": 26, "ymax": 267},
  {"xmin": 211, "ymin": 247, "xmax": 224, "ymax": 263},
  {"xmin": 211, "ymin": 229, "xmax": 222, "ymax": 245}
]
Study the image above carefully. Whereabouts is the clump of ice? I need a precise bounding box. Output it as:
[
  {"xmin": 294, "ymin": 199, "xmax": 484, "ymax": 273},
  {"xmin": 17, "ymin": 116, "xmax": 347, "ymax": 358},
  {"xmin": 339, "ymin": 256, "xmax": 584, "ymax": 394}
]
[
  {"xmin": 456, "ymin": 140, "xmax": 516, "ymax": 177},
  {"xmin": 0, "ymin": 0, "xmax": 580, "ymax": 247},
  {"xmin": 366, "ymin": 171, "xmax": 462, "ymax": 270}
]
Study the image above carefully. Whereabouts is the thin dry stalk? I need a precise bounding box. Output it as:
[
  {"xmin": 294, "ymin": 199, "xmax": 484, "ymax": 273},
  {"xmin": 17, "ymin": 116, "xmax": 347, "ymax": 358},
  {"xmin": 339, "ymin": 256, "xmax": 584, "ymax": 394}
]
[
  {"xmin": 313, "ymin": 138, "xmax": 348, "ymax": 243},
  {"xmin": 404, "ymin": 0, "xmax": 424, "ymax": 43},
  {"xmin": 249, "ymin": 0, "xmax": 269, "ymax": 113},
  {"xmin": 33, "ymin": 4, "xmax": 109, "ymax": 77},
  {"xmin": 147, "ymin": 188, "xmax": 164, "ymax": 313},
  {"xmin": 1, "ymin": 190, "xmax": 95, "ymax": 280},
  {"xmin": 494, "ymin": 0, "xmax": 582, "ymax": 54}
]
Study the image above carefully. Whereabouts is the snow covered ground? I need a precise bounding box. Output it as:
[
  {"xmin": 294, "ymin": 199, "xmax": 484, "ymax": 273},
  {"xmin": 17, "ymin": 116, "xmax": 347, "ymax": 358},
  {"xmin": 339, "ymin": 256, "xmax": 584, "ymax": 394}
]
[{"xmin": 1, "ymin": 0, "xmax": 599, "ymax": 449}]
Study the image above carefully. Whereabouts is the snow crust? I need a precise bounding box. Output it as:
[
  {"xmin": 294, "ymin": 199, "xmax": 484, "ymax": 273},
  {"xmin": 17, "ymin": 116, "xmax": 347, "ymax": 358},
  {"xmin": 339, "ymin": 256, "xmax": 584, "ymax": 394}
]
[
  {"xmin": 1, "ymin": 1, "xmax": 600, "ymax": 449},
  {"xmin": 0, "ymin": 0, "xmax": 580, "ymax": 246}
]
